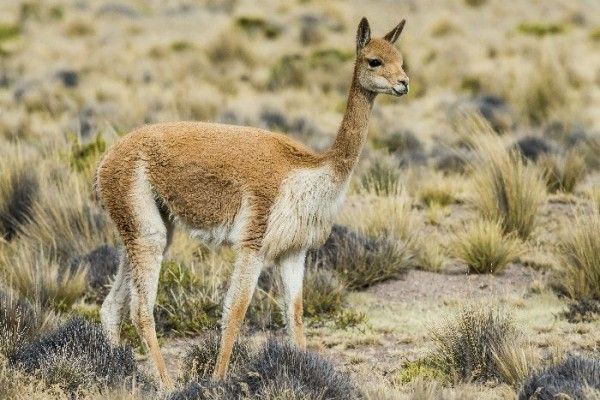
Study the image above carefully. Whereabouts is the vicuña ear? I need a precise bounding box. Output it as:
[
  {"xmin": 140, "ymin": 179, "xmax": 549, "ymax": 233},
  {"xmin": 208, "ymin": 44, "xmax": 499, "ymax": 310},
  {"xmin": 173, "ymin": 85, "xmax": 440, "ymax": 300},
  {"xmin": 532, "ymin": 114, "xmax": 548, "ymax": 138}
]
[
  {"xmin": 383, "ymin": 19, "xmax": 406, "ymax": 44},
  {"xmin": 356, "ymin": 17, "xmax": 371, "ymax": 53}
]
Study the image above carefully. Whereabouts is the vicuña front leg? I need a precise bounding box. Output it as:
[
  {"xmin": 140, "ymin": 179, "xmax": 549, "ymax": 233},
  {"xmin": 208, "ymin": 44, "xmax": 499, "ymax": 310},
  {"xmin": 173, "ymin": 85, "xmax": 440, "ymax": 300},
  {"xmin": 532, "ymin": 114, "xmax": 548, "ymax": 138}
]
[
  {"xmin": 213, "ymin": 250, "xmax": 263, "ymax": 379},
  {"xmin": 280, "ymin": 251, "xmax": 307, "ymax": 348}
]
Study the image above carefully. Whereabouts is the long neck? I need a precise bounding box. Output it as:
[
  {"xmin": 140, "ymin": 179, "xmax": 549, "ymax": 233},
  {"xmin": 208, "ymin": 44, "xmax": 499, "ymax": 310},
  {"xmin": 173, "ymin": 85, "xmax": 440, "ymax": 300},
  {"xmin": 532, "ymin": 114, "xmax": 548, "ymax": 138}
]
[{"xmin": 326, "ymin": 69, "xmax": 376, "ymax": 180}]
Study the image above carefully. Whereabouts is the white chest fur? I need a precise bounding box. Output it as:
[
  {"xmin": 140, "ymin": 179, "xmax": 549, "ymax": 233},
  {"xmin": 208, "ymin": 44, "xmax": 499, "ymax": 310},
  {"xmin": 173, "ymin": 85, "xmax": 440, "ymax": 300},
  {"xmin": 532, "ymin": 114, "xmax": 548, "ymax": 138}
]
[{"xmin": 262, "ymin": 164, "xmax": 348, "ymax": 259}]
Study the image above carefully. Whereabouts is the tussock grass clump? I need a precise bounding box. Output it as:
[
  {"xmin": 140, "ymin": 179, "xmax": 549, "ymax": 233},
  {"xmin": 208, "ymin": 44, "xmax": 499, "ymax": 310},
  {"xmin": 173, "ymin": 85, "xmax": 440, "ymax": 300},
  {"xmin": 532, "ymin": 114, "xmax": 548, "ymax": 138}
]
[
  {"xmin": 19, "ymin": 171, "xmax": 114, "ymax": 262},
  {"xmin": 431, "ymin": 304, "xmax": 530, "ymax": 384},
  {"xmin": 303, "ymin": 268, "xmax": 346, "ymax": 318},
  {"xmin": 517, "ymin": 55, "xmax": 570, "ymax": 126},
  {"xmin": 452, "ymin": 220, "xmax": 522, "ymax": 274},
  {"xmin": 519, "ymin": 355, "xmax": 600, "ymax": 400},
  {"xmin": 467, "ymin": 118, "xmax": 545, "ymax": 239},
  {"xmin": 556, "ymin": 212, "xmax": 600, "ymax": 300},
  {"xmin": 418, "ymin": 174, "xmax": 457, "ymax": 207},
  {"xmin": 309, "ymin": 224, "xmax": 412, "ymax": 290},
  {"xmin": 10, "ymin": 318, "xmax": 141, "ymax": 392},
  {"xmin": 0, "ymin": 155, "xmax": 39, "ymax": 241},
  {"xmin": 1, "ymin": 247, "xmax": 87, "ymax": 311},
  {"xmin": 538, "ymin": 150, "xmax": 586, "ymax": 193}
]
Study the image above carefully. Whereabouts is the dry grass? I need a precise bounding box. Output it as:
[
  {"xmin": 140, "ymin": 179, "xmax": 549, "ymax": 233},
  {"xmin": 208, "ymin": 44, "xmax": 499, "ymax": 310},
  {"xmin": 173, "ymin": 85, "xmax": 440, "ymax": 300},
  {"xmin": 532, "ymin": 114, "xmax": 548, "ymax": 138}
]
[
  {"xmin": 467, "ymin": 118, "xmax": 546, "ymax": 239},
  {"xmin": 538, "ymin": 150, "xmax": 586, "ymax": 193},
  {"xmin": 556, "ymin": 212, "xmax": 600, "ymax": 300},
  {"xmin": 430, "ymin": 303, "xmax": 530, "ymax": 384},
  {"xmin": 452, "ymin": 219, "xmax": 522, "ymax": 274}
]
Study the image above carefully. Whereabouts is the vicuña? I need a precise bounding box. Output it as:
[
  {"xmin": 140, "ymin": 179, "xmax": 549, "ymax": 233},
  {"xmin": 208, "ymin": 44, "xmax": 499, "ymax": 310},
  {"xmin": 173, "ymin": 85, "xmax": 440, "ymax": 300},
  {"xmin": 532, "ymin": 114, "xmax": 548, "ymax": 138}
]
[{"xmin": 96, "ymin": 17, "xmax": 409, "ymax": 387}]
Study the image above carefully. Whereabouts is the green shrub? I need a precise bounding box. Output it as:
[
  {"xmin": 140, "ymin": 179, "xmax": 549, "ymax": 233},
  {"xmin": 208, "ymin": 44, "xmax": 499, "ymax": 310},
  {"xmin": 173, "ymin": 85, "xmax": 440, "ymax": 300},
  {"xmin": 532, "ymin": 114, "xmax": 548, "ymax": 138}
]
[
  {"xmin": 517, "ymin": 22, "xmax": 565, "ymax": 37},
  {"xmin": 155, "ymin": 261, "xmax": 223, "ymax": 335},
  {"xmin": 0, "ymin": 24, "xmax": 20, "ymax": 43},
  {"xmin": 235, "ymin": 16, "xmax": 281, "ymax": 39},
  {"xmin": 397, "ymin": 359, "xmax": 448, "ymax": 384},
  {"xmin": 452, "ymin": 220, "xmax": 522, "ymax": 274}
]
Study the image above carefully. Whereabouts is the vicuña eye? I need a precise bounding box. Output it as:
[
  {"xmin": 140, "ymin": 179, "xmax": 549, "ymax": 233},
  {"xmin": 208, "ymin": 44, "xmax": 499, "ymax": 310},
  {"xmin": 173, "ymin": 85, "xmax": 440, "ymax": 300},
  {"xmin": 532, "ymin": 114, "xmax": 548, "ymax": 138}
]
[{"xmin": 368, "ymin": 58, "xmax": 382, "ymax": 67}]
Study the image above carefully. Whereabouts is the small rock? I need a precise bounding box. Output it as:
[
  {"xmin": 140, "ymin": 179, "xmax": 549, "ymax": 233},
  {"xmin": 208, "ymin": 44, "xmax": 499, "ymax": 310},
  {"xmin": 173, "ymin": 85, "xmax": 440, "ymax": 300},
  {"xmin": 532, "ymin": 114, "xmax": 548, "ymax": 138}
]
[
  {"xmin": 54, "ymin": 69, "xmax": 79, "ymax": 87},
  {"xmin": 513, "ymin": 136, "xmax": 554, "ymax": 162},
  {"xmin": 68, "ymin": 245, "xmax": 120, "ymax": 289}
]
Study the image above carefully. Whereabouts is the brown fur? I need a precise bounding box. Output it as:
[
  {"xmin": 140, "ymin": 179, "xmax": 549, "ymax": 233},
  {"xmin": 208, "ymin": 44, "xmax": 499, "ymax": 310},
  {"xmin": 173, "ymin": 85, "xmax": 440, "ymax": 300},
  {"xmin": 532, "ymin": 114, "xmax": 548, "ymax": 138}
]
[{"xmin": 96, "ymin": 18, "xmax": 408, "ymax": 387}]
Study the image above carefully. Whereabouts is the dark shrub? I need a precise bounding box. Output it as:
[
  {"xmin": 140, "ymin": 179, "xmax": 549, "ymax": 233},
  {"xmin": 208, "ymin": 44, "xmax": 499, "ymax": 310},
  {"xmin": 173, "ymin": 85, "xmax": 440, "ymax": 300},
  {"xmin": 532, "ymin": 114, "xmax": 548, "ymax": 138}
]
[
  {"xmin": 513, "ymin": 136, "xmax": 553, "ymax": 162},
  {"xmin": 519, "ymin": 355, "xmax": 600, "ymax": 400},
  {"xmin": 54, "ymin": 69, "xmax": 78, "ymax": 87},
  {"xmin": 433, "ymin": 147, "xmax": 472, "ymax": 174},
  {"xmin": 10, "ymin": 317, "xmax": 141, "ymax": 391},
  {"xmin": 68, "ymin": 244, "xmax": 120, "ymax": 289},
  {"xmin": 453, "ymin": 95, "xmax": 515, "ymax": 133},
  {"xmin": 0, "ymin": 169, "xmax": 38, "ymax": 241},
  {"xmin": 246, "ymin": 340, "xmax": 359, "ymax": 399},
  {"xmin": 308, "ymin": 225, "xmax": 412, "ymax": 290},
  {"xmin": 170, "ymin": 340, "xmax": 358, "ymax": 400},
  {"xmin": 562, "ymin": 299, "xmax": 600, "ymax": 323}
]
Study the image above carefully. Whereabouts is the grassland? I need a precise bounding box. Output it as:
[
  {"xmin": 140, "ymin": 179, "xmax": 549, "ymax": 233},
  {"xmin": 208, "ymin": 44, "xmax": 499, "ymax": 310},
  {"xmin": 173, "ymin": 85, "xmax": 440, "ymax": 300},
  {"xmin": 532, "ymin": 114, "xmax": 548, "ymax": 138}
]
[{"xmin": 1, "ymin": 0, "xmax": 600, "ymax": 399}]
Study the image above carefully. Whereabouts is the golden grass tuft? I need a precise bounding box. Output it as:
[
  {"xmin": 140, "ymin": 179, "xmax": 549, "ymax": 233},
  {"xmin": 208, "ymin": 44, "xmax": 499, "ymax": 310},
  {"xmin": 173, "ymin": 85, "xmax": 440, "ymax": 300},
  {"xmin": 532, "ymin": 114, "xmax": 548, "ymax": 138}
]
[
  {"xmin": 556, "ymin": 212, "xmax": 600, "ymax": 300},
  {"xmin": 538, "ymin": 150, "xmax": 586, "ymax": 193},
  {"xmin": 466, "ymin": 117, "xmax": 546, "ymax": 239},
  {"xmin": 452, "ymin": 219, "xmax": 522, "ymax": 274}
]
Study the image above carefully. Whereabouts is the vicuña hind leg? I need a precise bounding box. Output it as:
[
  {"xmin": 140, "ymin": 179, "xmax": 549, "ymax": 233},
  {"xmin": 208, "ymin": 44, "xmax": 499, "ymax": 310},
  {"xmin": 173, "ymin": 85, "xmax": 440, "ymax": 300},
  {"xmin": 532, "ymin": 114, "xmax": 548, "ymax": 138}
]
[
  {"xmin": 128, "ymin": 237, "xmax": 173, "ymax": 388},
  {"xmin": 280, "ymin": 251, "xmax": 307, "ymax": 348},
  {"xmin": 100, "ymin": 251, "xmax": 130, "ymax": 344},
  {"xmin": 213, "ymin": 249, "xmax": 264, "ymax": 379}
]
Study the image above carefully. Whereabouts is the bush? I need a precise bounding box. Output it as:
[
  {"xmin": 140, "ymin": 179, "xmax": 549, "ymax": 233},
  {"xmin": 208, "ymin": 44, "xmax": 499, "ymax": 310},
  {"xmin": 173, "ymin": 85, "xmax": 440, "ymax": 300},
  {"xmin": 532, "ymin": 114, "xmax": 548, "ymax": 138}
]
[
  {"xmin": 452, "ymin": 220, "xmax": 522, "ymax": 274},
  {"xmin": 562, "ymin": 299, "xmax": 600, "ymax": 323},
  {"xmin": 513, "ymin": 136, "xmax": 553, "ymax": 162},
  {"xmin": 246, "ymin": 340, "xmax": 359, "ymax": 399},
  {"xmin": 431, "ymin": 304, "xmax": 526, "ymax": 383},
  {"xmin": 10, "ymin": 318, "xmax": 141, "ymax": 392},
  {"xmin": 519, "ymin": 355, "xmax": 600, "ymax": 400},
  {"xmin": 538, "ymin": 150, "xmax": 586, "ymax": 193},
  {"xmin": 468, "ymin": 119, "xmax": 546, "ymax": 239},
  {"xmin": 557, "ymin": 212, "xmax": 600, "ymax": 300},
  {"xmin": 169, "ymin": 340, "xmax": 358, "ymax": 400},
  {"xmin": 418, "ymin": 175, "xmax": 457, "ymax": 207},
  {"xmin": 67, "ymin": 244, "xmax": 120, "ymax": 290},
  {"xmin": 360, "ymin": 158, "xmax": 402, "ymax": 196},
  {"xmin": 308, "ymin": 225, "xmax": 412, "ymax": 290}
]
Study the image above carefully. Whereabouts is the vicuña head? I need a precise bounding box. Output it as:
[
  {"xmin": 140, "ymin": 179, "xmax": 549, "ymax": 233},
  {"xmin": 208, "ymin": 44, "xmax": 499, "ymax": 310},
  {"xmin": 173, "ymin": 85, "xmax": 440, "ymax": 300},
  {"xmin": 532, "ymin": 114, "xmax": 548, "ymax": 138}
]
[{"xmin": 95, "ymin": 17, "xmax": 408, "ymax": 388}]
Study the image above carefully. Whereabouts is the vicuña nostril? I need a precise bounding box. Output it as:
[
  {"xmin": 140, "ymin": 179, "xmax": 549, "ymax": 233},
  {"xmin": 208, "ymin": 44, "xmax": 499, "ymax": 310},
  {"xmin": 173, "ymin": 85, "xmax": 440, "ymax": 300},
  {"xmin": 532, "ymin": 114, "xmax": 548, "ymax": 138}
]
[{"xmin": 398, "ymin": 79, "xmax": 409, "ymax": 87}]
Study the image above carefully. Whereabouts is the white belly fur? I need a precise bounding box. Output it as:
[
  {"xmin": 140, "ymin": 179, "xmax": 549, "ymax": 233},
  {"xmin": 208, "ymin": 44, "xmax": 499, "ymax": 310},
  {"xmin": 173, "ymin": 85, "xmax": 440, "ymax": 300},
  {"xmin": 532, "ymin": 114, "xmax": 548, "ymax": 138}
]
[{"xmin": 262, "ymin": 163, "xmax": 348, "ymax": 259}]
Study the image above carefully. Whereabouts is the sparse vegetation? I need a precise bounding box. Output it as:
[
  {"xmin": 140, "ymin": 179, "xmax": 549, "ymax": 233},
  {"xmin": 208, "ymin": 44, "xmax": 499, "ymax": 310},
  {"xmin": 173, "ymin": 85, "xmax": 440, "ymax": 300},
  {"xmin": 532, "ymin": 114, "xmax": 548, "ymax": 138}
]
[
  {"xmin": 0, "ymin": 0, "xmax": 598, "ymax": 398},
  {"xmin": 452, "ymin": 220, "xmax": 522, "ymax": 274}
]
